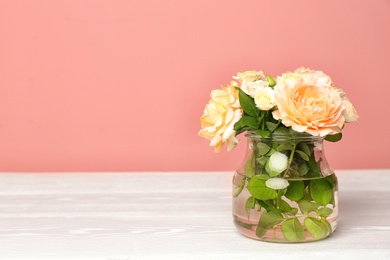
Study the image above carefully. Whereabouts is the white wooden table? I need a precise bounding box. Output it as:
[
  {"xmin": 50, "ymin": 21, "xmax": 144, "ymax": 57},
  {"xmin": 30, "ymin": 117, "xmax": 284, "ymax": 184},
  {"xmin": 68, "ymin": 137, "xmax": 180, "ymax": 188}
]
[{"xmin": 0, "ymin": 170, "xmax": 389, "ymax": 260}]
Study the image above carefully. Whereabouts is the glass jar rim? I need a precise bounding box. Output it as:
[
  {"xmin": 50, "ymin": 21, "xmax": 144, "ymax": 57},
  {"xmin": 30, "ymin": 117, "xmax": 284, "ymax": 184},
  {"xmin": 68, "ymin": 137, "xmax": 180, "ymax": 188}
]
[{"xmin": 245, "ymin": 130, "xmax": 324, "ymax": 142}]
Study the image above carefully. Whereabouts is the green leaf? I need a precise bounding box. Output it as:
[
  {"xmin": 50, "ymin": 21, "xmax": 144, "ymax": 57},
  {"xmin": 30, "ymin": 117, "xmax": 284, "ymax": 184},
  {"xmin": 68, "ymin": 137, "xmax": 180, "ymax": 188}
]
[
  {"xmin": 285, "ymin": 181, "xmax": 305, "ymax": 201},
  {"xmin": 256, "ymin": 210, "xmax": 284, "ymax": 237},
  {"xmin": 320, "ymin": 217, "xmax": 332, "ymax": 232},
  {"xmin": 245, "ymin": 196, "xmax": 256, "ymax": 217},
  {"xmin": 244, "ymin": 156, "xmax": 255, "ymax": 177},
  {"xmin": 307, "ymin": 155, "xmax": 320, "ymax": 177},
  {"xmin": 237, "ymin": 88, "xmax": 259, "ymax": 117},
  {"xmin": 253, "ymin": 174, "xmax": 269, "ymax": 181},
  {"xmin": 296, "ymin": 150, "xmax": 310, "ymax": 161},
  {"xmin": 256, "ymin": 199, "xmax": 273, "ymax": 212},
  {"xmin": 241, "ymin": 115, "xmax": 260, "ymax": 129},
  {"xmin": 265, "ymin": 147, "xmax": 276, "ymax": 156},
  {"xmin": 298, "ymin": 143, "xmax": 311, "ymax": 156},
  {"xmin": 276, "ymin": 142, "xmax": 294, "ymax": 152},
  {"xmin": 325, "ymin": 175, "xmax": 337, "ymax": 208},
  {"xmin": 233, "ymin": 118, "xmax": 248, "ymax": 135},
  {"xmin": 298, "ymin": 200, "xmax": 320, "ymax": 214},
  {"xmin": 309, "ymin": 178, "xmax": 333, "ymax": 206},
  {"xmin": 317, "ymin": 207, "xmax": 333, "ymax": 217},
  {"xmin": 325, "ymin": 133, "xmax": 342, "ymax": 142},
  {"xmin": 273, "ymin": 126, "xmax": 289, "ymax": 135},
  {"xmin": 298, "ymin": 163, "xmax": 309, "ymax": 176},
  {"xmin": 265, "ymin": 121, "xmax": 278, "ymax": 132},
  {"xmin": 233, "ymin": 118, "xmax": 243, "ymax": 131},
  {"xmin": 304, "ymin": 217, "xmax": 330, "ymax": 240},
  {"xmin": 325, "ymin": 174, "xmax": 338, "ymax": 189},
  {"xmin": 288, "ymin": 208, "xmax": 298, "ymax": 216},
  {"xmin": 282, "ymin": 218, "xmax": 306, "ymax": 242},
  {"xmin": 255, "ymin": 129, "xmax": 271, "ymax": 138},
  {"xmin": 257, "ymin": 142, "xmax": 271, "ymax": 156},
  {"xmin": 279, "ymin": 199, "xmax": 292, "ymax": 212},
  {"xmin": 247, "ymin": 176, "xmax": 278, "ymax": 200},
  {"xmin": 256, "ymin": 156, "xmax": 269, "ymax": 166}
]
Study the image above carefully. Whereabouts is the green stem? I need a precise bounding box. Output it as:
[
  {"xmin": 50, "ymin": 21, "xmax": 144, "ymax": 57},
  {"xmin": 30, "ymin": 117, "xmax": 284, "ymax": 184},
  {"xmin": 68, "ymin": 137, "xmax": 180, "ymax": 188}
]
[
  {"xmin": 260, "ymin": 111, "xmax": 266, "ymax": 130},
  {"xmin": 276, "ymin": 189, "xmax": 283, "ymax": 209},
  {"xmin": 282, "ymin": 141, "xmax": 297, "ymax": 178}
]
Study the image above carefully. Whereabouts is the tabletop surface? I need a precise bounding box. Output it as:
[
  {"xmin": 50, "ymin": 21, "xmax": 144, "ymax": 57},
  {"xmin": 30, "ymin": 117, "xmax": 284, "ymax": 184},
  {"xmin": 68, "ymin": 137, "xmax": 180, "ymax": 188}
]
[{"xmin": 0, "ymin": 169, "xmax": 389, "ymax": 260}]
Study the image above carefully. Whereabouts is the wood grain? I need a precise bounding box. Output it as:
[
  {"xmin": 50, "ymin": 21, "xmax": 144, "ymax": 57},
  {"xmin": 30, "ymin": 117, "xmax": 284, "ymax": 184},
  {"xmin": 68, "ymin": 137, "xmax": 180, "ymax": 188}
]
[{"xmin": 0, "ymin": 170, "xmax": 389, "ymax": 259}]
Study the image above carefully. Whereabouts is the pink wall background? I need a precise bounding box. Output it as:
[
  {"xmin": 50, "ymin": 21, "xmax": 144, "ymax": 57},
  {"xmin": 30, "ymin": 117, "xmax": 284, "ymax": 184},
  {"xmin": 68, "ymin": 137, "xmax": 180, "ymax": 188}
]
[{"xmin": 0, "ymin": 0, "xmax": 389, "ymax": 172}]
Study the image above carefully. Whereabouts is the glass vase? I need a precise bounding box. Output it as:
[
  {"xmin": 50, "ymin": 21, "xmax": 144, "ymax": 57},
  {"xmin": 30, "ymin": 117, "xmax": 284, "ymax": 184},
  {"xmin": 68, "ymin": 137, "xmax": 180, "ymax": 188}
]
[{"xmin": 232, "ymin": 131, "xmax": 338, "ymax": 242}]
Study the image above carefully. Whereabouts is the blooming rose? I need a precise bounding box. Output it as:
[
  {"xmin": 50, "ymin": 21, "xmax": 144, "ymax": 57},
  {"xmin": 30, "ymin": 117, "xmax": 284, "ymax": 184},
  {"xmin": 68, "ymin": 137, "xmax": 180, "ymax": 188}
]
[
  {"xmin": 199, "ymin": 84, "xmax": 242, "ymax": 152},
  {"xmin": 334, "ymin": 88, "xmax": 359, "ymax": 123},
  {"xmin": 294, "ymin": 66, "xmax": 333, "ymax": 87},
  {"xmin": 342, "ymin": 99, "xmax": 359, "ymax": 122},
  {"xmin": 233, "ymin": 71, "xmax": 267, "ymax": 95},
  {"xmin": 272, "ymin": 68, "xmax": 346, "ymax": 136},
  {"xmin": 253, "ymin": 86, "xmax": 276, "ymax": 110}
]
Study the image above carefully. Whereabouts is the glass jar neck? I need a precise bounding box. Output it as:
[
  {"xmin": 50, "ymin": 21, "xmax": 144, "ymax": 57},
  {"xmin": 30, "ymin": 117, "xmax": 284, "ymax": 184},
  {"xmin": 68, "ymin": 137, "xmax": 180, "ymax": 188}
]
[
  {"xmin": 242, "ymin": 130, "xmax": 332, "ymax": 179},
  {"xmin": 245, "ymin": 131, "xmax": 324, "ymax": 143}
]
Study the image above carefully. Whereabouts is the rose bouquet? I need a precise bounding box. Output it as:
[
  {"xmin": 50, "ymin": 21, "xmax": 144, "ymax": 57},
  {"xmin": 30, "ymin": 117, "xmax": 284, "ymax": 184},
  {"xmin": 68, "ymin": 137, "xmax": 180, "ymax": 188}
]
[
  {"xmin": 199, "ymin": 67, "xmax": 358, "ymax": 152},
  {"xmin": 198, "ymin": 67, "xmax": 358, "ymax": 242}
]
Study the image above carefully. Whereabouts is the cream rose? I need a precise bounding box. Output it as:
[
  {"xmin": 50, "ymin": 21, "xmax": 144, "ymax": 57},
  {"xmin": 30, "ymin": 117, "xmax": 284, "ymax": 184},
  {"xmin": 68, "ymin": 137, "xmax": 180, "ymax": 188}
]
[
  {"xmin": 199, "ymin": 84, "xmax": 242, "ymax": 152},
  {"xmin": 234, "ymin": 70, "xmax": 266, "ymax": 83},
  {"xmin": 342, "ymin": 99, "xmax": 359, "ymax": 122},
  {"xmin": 242, "ymin": 80, "xmax": 269, "ymax": 98},
  {"xmin": 233, "ymin": 70, "xmax": 267, "ymax": 95},
  {"xmin": 334, "ymin": 88, "xmax": 359, "ymax": 123},
  {"xmin": 253, "ymin": 86, "xmax": 276, "ymax": 110},
  {"xmin": 272, "ymin": 69, "xmax": 346, "ymax": 136}
]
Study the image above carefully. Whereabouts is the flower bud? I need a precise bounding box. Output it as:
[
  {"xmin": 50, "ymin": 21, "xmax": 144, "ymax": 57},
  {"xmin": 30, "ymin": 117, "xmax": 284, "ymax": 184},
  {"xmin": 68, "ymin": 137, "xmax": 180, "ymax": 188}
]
[
  {"xmin": 266, "ymin": 152, "xmax": 288, "ymax": 176},
  {"xmin": 266, "ymin": 178, "xmax": 289, "ymax": 190},
  {"xmin": 266, "ymin": 75, "xmax": 276, "ymax": 88}
]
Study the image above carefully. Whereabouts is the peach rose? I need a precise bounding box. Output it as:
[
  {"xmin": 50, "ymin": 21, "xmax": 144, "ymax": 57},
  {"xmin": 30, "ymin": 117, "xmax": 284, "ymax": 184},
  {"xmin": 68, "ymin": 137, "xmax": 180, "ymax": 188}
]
[
  {"xmin": 294, "ymin": 67, "xmax": 333, "ymax": 87},
  {"xmin": 272, "ymin": 69, "xmax": 346, "ymax": 136},
  {"xmin": 199, "ymin": 84, "xmax": 242, "ymax": 152}
]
